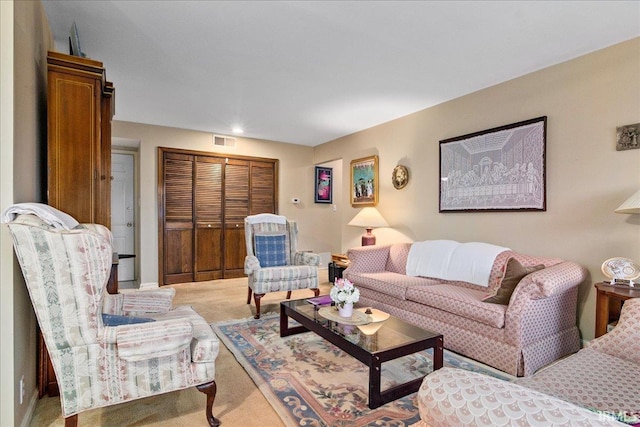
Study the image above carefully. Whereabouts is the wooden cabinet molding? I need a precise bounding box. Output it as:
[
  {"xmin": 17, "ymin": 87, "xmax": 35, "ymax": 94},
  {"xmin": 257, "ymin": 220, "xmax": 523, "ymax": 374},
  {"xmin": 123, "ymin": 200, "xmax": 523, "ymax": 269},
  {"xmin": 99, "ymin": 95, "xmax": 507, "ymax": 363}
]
[{"xmin": 158, "ymin": 147, "xmax": 279, "ymax": 285}]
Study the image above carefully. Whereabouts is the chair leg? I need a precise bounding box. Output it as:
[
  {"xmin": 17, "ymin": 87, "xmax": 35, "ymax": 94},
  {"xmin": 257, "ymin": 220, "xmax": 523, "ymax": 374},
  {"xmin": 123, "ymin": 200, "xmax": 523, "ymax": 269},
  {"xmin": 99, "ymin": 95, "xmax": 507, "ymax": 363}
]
[
  {"xmin": 64, "ymin": 415, "xmax": 78, "ymax": 427},
  {"xmin": 313, "ymin": 288, "xmax": 320, "ymax": 297},
  {"xmin": 253, "ymin": 293, "xmax": 264, "ymax": 319},
  {"xmin": 286, "ymin": 291, "xmax": 292, "ymax": 299},
  {"xmin": 197, "ymin": 380, "xmax": 221, "ymax": 427},
  {"xmin": 247, "ymin": 287, "xmax": 252, "ymax": 304}
]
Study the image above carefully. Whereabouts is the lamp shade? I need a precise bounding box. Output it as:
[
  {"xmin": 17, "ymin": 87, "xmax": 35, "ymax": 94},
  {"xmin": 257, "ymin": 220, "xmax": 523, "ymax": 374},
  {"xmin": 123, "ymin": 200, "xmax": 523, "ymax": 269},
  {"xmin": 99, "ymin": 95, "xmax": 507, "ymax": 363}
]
[
  {"xmin": 348, "ymin": 207, "xmax": 389, "ymax": 228},
  {"xmin": 615, "ymin": 190, "xmax": 640, "ymax": 214}
]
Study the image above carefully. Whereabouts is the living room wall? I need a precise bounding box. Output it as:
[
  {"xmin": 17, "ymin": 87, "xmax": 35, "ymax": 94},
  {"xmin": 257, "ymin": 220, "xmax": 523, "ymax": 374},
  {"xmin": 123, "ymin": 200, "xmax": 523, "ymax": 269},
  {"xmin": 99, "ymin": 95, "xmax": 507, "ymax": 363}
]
[
  {"xmin": 1, "ymin": 1, "xmax": 52, "ymax": 425},
  {"xmin": 313, "ymin": 38, "xmax": 640, "ymax": 341},
  {"xmin": 112, "ymin": 121, "xmax": 337, "ymax": 282}
]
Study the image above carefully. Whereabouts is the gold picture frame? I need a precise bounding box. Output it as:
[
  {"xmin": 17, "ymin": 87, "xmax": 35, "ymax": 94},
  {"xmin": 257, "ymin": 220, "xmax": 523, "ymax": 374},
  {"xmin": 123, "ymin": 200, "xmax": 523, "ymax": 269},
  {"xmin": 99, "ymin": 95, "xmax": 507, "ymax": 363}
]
[{"xmin": 350, "ymin": 155, "xmax": 378, "ymax": 207}]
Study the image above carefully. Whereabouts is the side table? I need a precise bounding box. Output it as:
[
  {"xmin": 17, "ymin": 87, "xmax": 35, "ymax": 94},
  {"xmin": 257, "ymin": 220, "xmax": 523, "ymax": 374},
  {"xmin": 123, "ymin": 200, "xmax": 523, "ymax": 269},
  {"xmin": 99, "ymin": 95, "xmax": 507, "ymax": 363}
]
[
  {"xmin": 594, "ymin": 282, "xmax": 640, "ymax": 338},
  {"xmin": 328, "ymin": 261, "xmax": 346, "ymax": 283}
]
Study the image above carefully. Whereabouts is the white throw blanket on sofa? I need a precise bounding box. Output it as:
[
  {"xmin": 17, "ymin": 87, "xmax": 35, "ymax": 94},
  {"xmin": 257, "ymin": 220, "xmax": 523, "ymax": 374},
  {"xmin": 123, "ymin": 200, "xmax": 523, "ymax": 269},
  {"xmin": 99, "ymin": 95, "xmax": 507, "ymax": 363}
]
[{"xmin": 406, "ymin": 240, "xmax": 509, "ymax": 287}]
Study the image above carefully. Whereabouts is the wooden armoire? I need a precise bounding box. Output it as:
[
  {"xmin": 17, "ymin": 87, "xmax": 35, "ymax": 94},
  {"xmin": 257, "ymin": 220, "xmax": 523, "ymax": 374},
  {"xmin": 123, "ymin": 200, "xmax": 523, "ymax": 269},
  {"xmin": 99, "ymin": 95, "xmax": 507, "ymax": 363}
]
[
  {"xmin": 158, "ymin": 147, "xmax": 278, "ymax": 285},
  {"xmin": 43, "ymin": 51, "xmax": 115, "ymax": 397},
  {"xmin": 47, "ymin": 51, "xmax": 114, "ymax": 227}
]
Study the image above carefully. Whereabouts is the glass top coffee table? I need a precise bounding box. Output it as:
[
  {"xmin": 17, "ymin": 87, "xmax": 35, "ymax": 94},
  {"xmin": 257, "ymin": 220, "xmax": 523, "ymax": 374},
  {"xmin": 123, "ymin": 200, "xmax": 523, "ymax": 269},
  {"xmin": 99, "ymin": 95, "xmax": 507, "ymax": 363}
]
[{"xmin": 280, "ymin": 298, "xmax": 443, "ymax": 409}]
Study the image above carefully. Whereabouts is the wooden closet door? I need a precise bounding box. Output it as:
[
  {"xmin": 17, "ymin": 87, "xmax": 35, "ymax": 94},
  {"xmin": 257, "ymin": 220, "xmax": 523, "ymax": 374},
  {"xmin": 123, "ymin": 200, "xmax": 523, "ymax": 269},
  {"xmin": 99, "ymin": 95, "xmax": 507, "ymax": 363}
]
[
  {"xmin": 224, "ymin": 159, "xmax": 250, "ymax": 278},
  {"xmin": 194, "ymin": 156, "xmax": 224, "ymax": 281},
  {"xmin": 250, "ymin": 160, "xmax": 277, "ymax": 214},
  {"xmin": 162, "ymin": 152, "xmax": 194, "ymax": 285}
]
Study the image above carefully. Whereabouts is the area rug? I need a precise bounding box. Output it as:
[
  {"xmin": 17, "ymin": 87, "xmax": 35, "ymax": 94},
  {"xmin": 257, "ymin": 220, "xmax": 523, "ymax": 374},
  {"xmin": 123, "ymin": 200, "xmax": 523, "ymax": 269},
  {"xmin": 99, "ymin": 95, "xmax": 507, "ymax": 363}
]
[{"xmin": 212, "ymin": 314, "xmax": 512, "ymax": 427}]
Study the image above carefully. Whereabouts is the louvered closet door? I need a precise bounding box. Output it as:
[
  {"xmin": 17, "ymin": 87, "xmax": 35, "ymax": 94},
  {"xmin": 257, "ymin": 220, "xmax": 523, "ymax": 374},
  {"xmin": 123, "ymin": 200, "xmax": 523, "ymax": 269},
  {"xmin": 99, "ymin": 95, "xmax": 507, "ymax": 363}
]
[
  {"xmin": 163, "ymin": 153, "xmax": 194, "ymax": 284},
  {"xmin": 194, "ymin": 156, "xmax": 224, "ymax": 280},
  {"xmin": 250, "ymin": 161, "xmax": 276, "ymax": 214},
  {"xmin": 224, "ymin": 159, "xmax": 250, "ymax": 278}
]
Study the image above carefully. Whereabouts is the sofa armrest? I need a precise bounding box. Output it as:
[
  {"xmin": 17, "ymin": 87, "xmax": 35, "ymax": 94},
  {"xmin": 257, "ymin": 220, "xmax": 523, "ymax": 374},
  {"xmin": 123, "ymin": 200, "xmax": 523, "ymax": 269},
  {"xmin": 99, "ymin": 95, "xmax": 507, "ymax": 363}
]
[
  {"xmin": 511, "ymin": 261, "xmax": 588, "ymax": 301},
  {"xmin": 244, "ymin": 255, "xmax": 260, "ymax": 275},
  {"xmin": 344, "ymin": 245, "xmax": 391, "ymax": 275},
  {"xmin": 120, "ymin": 288, "xmax": 176, "ymax": 315},
  {"xmin": 103, "ymin": 318, "xmax": 193, "ymax": 362},
  {"xmin": 293, "ymin": 251, "xmax": 321, "ymax": 266},
  {"xmin": 588, "ymin": 298, "xmax": 640, "ymax": 364},
  {"xmin": 417, "ymin": 367, "xmax": 627, "ymax": 426}
]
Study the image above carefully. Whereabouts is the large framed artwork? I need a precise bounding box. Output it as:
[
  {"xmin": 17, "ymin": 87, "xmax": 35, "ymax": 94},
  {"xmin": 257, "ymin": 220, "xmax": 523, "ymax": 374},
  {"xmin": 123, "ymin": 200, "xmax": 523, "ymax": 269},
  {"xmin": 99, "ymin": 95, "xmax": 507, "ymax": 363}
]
[
  {"xmin": 314, "ymin": 166, "xmax": 333, "ymax": 204},
  {"xmin": 439, "ymin": 116, "xmax": 547, "ymax": 212},
  {"xmin": 350, "ymin": 155, "xmax": 379, "ymax": 207}
]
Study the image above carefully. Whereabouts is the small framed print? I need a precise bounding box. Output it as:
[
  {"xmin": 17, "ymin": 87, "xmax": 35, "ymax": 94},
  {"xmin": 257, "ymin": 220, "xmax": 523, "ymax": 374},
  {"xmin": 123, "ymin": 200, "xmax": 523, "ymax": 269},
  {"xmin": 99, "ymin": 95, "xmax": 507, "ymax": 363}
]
[
  {"xmin": 350, "ymin": 155, "xmax": 378, "ymax": 207},
  {"xmin": 314, "ymin": 166, "xmax": 332, "ymax": 204}
]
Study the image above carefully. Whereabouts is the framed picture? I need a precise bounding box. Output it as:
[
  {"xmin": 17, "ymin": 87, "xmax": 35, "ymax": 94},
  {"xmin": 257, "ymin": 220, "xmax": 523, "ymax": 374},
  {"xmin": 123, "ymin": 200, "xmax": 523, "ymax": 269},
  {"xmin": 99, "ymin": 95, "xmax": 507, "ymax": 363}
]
[
  {"xmin": 314, "ymin": 166, "xmax": 333, "ymax": 203},
  {"xmin": 350, "ymin": 155, "xmax": 379, "ymax": 207},
  {"xmin": 439, "ymin": 116, "xmax": 547, "ymax": 212}
]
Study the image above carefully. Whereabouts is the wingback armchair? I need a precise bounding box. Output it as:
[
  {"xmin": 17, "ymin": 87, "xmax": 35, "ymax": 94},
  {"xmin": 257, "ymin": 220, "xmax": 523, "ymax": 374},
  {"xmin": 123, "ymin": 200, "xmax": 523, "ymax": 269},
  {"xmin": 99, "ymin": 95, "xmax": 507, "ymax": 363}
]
[
  {"xmin": 244, "ymin": 214, "xmax": 320, "ymax": 318},
  {"xmin": 4, "ymin": 210, "xmax": 220, "ymax": 427}
]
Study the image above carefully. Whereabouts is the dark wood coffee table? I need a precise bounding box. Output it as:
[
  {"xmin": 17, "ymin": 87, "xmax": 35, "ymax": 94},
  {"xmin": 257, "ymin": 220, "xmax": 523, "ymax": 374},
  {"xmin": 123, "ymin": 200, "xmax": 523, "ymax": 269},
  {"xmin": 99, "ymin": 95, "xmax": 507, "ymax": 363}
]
[{"xmin": 280, "ymin": 298, "xmax": 443, "ymax": 409}]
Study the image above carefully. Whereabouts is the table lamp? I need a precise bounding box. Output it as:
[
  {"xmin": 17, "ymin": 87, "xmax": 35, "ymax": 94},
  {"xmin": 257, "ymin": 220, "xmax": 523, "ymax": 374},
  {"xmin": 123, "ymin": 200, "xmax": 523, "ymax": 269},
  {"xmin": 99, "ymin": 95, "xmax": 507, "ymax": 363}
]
[
  {"xmin": 614, "ymin": 189, "xmax": 640, "ymax": 214},
  {"xmin": 348, "ymin": 207, "xmax": 389, "ymax": 246}
]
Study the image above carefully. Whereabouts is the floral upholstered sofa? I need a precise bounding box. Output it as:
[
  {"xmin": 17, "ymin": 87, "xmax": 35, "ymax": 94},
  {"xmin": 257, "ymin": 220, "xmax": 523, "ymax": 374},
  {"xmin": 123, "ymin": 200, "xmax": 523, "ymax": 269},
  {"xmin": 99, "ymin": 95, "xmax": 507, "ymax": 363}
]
[
  {"xmin": 343, "ymin": 241, "xmax": 588, "ymax": 376},
  {"xmin": 414, "ymin": 298, "xmax": 640, "ymax": 426}
]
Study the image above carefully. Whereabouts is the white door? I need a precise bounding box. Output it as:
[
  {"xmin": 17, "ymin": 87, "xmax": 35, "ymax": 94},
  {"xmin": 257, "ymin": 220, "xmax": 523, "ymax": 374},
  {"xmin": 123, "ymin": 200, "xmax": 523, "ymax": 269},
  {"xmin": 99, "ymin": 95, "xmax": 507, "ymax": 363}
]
[{"xmin": 111, "ymin": 153, "xmax": 135, "ymax": 281}]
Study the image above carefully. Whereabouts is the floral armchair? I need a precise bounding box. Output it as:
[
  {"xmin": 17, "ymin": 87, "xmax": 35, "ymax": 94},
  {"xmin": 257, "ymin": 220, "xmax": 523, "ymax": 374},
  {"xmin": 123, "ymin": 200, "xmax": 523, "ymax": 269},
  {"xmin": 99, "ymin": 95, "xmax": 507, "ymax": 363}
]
[
  {"xmin": 4, "ymin": 210, "xmax": 220, "ymax": 427},
  {"xmin": 244, "ymin": 214, "xmax": 320, "ymax": 318}
]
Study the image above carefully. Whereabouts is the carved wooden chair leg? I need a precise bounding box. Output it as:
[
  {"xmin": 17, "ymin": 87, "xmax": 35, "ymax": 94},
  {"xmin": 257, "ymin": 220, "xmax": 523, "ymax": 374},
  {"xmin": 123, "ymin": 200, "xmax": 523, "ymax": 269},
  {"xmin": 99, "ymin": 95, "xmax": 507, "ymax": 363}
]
[
  {"xmin": 286, "ymin": 291, "xmax": 292, "ymax": 299},
  {"xmin": 64, "ymin": 415, "xmax": 78, "ymax": 427},
  {"xmin": 196, "ymin": 381, "xmax": 221, "ymax": 427},
  {"xmin": 247, "ymin": 287, "xmax": 253, "ymax": 304},
  {"xmin": 253, "ymin": 293, "xmax": 263, "ymax": 319}
]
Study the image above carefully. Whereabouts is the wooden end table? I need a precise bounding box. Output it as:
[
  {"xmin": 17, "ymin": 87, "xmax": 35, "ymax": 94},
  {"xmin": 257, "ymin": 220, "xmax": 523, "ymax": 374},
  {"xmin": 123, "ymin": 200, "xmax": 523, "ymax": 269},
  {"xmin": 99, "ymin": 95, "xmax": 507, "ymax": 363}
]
[{"xmin": 594, "ymin": 281, "xmax": 640, "ymax": 338}]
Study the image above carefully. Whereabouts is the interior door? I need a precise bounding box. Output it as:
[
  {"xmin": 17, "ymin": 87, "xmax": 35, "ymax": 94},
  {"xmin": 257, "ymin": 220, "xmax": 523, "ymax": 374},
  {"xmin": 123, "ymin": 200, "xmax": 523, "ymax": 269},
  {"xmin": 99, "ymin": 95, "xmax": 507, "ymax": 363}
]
[{"xmin": 111, "ymin": 153, "xmax": 135, "ymax": 281}]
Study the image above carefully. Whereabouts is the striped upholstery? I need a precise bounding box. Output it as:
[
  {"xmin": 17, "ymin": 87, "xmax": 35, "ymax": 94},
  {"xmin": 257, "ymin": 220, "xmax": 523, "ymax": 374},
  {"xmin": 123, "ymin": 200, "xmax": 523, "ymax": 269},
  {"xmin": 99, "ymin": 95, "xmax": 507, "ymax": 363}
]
[
  {"xmin": 244, "ymin": 216, "xmax": 320, "ymax": 317},
  {"xmin": 6, "ymin": 214, "xmax": 218, "ymax": 418}
]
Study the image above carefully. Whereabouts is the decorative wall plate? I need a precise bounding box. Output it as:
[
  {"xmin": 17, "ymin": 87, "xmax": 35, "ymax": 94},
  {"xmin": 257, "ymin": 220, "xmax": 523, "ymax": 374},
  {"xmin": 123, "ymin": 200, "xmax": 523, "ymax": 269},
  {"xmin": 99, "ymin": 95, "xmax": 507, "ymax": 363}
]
[
  {"xmin": 392, "ymin": 165, "xmax": 409, "ymax": 189},
  {"xmin": 601, "ymin": 257, "xmax": 640, "ymax": 282}
]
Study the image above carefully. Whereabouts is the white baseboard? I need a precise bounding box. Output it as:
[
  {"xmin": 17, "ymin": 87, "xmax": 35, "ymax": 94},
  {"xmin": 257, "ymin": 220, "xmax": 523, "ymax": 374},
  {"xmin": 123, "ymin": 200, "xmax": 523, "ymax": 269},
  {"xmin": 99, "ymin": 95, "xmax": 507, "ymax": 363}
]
[{"xmin": 20, "ymin": 389, "xmax": 39, "ymax": 427}]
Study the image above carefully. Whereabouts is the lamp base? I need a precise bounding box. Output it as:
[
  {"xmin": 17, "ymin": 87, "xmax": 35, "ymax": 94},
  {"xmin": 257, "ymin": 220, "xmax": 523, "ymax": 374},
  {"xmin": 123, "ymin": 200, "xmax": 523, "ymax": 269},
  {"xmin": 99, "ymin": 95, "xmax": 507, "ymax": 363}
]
[{"xmin": 361, "ymin": 228, "xmax": 376, "ymax": 246}]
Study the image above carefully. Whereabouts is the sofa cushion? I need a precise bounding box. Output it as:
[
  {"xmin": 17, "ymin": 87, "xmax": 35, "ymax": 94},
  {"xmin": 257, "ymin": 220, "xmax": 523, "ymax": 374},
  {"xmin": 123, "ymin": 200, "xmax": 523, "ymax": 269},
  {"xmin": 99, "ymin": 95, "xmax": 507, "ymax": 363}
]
[
  {"xmin": 515, "ymin": 348, "xmax": 640, "ymax": 421},
  {"xmin": 406, "ymin": 284, "xmax": 506, "ymax": 328},
  {"xmin": 348, "ymin": 271, "xmax": 440, "ymax": 300},
  {"xmin": 483, "ymin": 258, "xmax": 545, "ymax": 305},
  {"xmin": 385, "ymin": 242, "xmax": 412, "ymax": 274}
]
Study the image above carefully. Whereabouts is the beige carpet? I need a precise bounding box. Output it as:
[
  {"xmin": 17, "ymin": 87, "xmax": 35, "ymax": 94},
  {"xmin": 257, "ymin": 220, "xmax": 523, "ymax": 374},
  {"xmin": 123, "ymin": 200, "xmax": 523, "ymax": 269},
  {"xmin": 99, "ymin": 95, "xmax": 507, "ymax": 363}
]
[{"xmin": 29, "ymin": 273, "xmax": 333, "ymax": 427}]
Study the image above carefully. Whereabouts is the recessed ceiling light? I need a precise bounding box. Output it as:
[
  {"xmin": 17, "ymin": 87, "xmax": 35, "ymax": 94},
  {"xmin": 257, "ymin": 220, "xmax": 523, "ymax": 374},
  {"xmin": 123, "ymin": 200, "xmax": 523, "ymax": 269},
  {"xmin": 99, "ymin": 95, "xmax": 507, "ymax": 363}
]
[{"xmin": 232, "ymin": 127, "xmax": 244, "ymax": 134}]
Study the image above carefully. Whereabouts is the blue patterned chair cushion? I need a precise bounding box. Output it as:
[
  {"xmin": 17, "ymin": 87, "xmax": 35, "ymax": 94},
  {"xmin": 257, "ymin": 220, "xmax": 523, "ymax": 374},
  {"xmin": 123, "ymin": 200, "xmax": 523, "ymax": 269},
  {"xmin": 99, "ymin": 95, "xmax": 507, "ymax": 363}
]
[{"xmin": 254, "ymin": 234, "xmax": 287, "ymax": 267}]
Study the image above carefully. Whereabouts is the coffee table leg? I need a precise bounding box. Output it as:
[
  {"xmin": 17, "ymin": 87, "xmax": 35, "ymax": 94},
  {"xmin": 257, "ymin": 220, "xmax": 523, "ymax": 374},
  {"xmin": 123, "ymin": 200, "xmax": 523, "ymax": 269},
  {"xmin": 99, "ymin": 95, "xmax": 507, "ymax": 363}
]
[
  {"xmin": 433, "ymin": 336, "xmax": 444, "ymax": 370},
  {"xmin": 368, "ymin": 356, "xmax": 383, "ymax": 409},
  {"xmin": 279, "ymin": 304, "xmax": 308, "ymax": 337}
]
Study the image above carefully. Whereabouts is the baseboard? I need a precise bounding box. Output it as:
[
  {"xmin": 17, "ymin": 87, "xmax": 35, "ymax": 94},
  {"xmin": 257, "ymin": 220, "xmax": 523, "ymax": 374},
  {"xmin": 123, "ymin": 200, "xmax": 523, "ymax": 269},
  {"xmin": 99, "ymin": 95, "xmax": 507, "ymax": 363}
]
[{"xmin": 19, "ymin": 389, "xmax": 39, "ymax": 427}]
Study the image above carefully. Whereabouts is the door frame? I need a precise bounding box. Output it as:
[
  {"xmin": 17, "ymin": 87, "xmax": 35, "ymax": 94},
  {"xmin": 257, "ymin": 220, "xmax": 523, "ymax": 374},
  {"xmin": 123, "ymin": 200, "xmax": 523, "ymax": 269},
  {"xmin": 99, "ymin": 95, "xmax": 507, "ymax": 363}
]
[{"xmin": 112, "ymin": 146, "xmax": 140, "ymax": 284}]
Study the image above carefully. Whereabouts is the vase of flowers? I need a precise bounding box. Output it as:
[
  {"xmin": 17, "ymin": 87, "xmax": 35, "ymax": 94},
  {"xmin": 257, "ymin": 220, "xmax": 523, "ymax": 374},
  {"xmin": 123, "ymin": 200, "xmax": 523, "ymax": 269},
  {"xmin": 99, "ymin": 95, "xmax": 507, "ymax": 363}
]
[{"xmin": 330, "ymin": 278, "xmax": 360, "ymax": 318}]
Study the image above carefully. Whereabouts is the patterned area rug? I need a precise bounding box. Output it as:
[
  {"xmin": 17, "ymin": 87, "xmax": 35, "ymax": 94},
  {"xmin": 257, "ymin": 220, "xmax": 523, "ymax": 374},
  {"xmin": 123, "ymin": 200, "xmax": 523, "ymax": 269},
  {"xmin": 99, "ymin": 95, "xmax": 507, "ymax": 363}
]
[{"xmin": 212, "ymin": 314, "xmax": 511, "ymax": 427}]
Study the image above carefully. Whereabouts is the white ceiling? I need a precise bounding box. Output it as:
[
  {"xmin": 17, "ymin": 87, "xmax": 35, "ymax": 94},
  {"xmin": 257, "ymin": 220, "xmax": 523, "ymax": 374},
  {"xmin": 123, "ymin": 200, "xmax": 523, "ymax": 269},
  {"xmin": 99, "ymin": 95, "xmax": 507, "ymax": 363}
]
[{"xmin": 42, "ymin": 1, "xmax": 640, "ymax": 146}]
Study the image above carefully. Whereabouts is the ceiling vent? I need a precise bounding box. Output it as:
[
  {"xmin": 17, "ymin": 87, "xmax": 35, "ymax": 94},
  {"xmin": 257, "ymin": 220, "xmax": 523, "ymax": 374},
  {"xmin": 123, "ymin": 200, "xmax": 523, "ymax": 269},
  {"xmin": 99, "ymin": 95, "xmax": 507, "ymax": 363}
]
[{"xmin": 213, "ymin": 135, "xmax": 236, "ymax": 147}]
